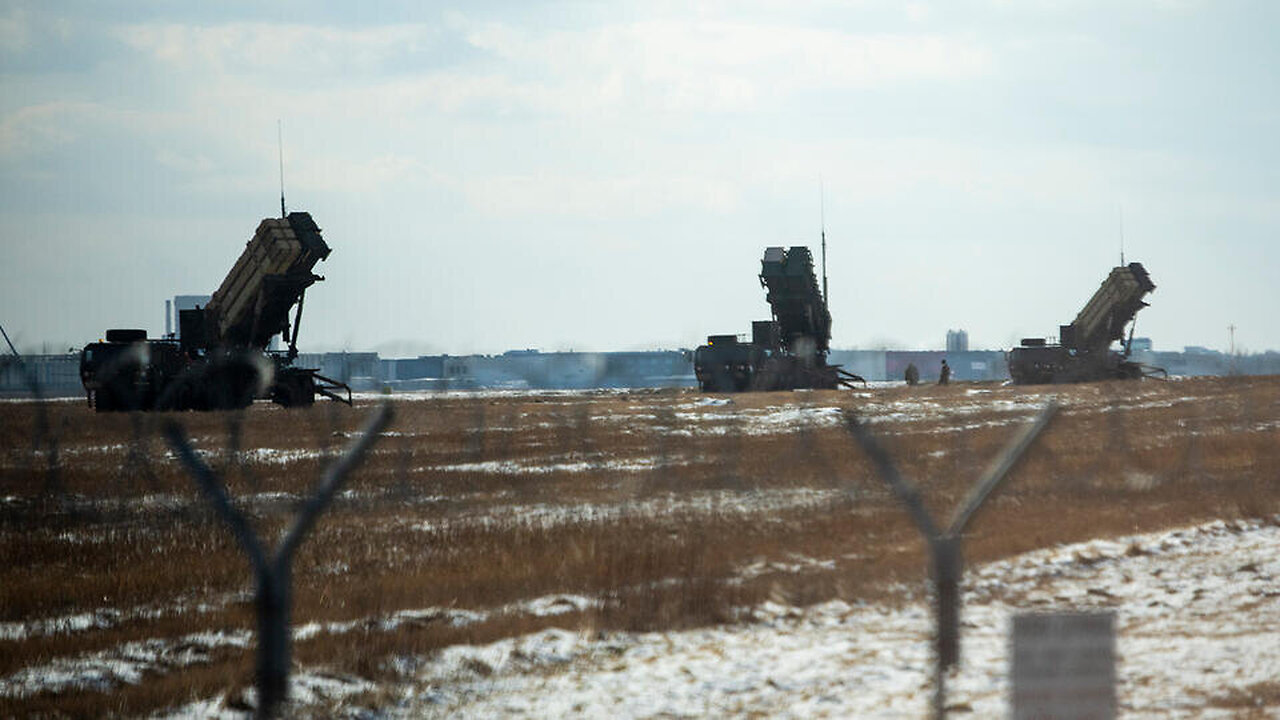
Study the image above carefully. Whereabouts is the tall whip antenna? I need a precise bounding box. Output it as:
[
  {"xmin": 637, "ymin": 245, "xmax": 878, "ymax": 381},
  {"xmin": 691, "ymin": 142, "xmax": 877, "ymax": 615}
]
[
  {"xmin": 1118, "ymin": 203, "xmax": 1125, "ymax": 266},
  {"xmin": 820, "ymin": 176, "xmax": 828, "ymax": 303},
  {"xmin": 0, "ymin": 321, "xmax": 20, "ymax": 357},
  {"xmin": 278, "ymin": 120, "xmax": 286, "ymax": 218}
]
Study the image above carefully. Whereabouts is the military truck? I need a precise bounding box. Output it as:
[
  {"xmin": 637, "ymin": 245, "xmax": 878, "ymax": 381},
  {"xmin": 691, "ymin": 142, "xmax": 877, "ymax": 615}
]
[
  {"xmin": 694, "ymin": 246, "xmax": 863, "ymax": 392},
  {"xmin": 1007, "ymin": 262, "xmax": 1165, "ymax": 384},
  {"xmin": 80, "ymin": 212, "xmax": 351, "ymax": 411}
]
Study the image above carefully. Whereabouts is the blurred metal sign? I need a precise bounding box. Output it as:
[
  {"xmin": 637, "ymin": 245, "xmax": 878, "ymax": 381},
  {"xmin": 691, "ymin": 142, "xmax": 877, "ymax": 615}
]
[{"xmin": 1012, "ymin": 612, "xmax": 1116, "ymax": 720}]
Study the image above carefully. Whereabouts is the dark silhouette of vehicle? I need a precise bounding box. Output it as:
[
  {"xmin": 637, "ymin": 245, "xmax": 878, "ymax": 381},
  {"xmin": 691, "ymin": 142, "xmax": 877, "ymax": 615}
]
[
  {"xmin": 694, "ymin": 246, "xmax": 864, "ymax": 392},
  {"xmin": 80, "ymin": 212, "xmax": 351, "ymax": 411},
  {"xmin": 1007, "ymin": 262, "xmax": 1165, "ymax": 384}
]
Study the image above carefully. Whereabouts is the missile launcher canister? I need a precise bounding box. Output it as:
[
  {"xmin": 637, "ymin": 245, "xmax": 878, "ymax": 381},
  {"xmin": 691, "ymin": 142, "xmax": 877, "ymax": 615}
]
[{"xmin": 190, "ymin": 212, "xmax": 330, "ymax": 351}]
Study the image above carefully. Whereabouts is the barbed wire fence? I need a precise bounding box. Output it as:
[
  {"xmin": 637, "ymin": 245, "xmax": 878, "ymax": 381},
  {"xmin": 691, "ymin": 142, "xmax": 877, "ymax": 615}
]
[
  {"xmin": 0, "ymin": 371, "xmax": 1275, "ymax": 716},
  {"xmin": 0, "ymin": 356, "xmax": 63, "ymax": 501},
  {"xmin": 163, "ymin": 403, "xmax": 392, "ymax": 719},
  {"xmin": 845, "ymin": 401, "xmax": 1059, "ymax": 719}
]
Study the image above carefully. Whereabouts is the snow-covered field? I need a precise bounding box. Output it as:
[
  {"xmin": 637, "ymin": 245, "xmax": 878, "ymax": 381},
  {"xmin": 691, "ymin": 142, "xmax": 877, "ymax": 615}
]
[
  {"xmin": 375, "ymin": 517, "xmax": 1280, "ymax": 719},
  {"xmin": 2, "ymin": 377, "xmax": 1276, "ymax": 717},
  {"xmin": 119, "ymin": 517, "xmax": 1278, "ymax": 718},
  {"xmin": 6, "ymin": 513, "xmax": 1273, "ymax": 717}
]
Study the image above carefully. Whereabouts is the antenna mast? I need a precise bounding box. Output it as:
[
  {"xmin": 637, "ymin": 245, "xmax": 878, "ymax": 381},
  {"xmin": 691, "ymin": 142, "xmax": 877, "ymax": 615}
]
[
  {"xmin": 820, "ymin": 176, "xmax": 828, "ymax": 303},
  {"xmin": 1119, "ymin": 203, "xmax": 1125, "ymax": 266},
  {"xmin": 278, "ymin": 120, "xmax": 286, "ymax": 219},
  {"xmin": 0, "ymin": 321, "xmax": 20, "ymax": 357}
]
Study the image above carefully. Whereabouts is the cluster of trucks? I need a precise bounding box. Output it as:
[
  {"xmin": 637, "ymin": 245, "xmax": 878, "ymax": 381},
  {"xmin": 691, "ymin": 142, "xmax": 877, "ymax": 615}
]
[
  {"xmin": 693, "ymin": 250, "xmax": 1161, "ymax": 392},
  {"xmin": 80, "ymin": 208, "xmax": 1163, "ymax": 409}
]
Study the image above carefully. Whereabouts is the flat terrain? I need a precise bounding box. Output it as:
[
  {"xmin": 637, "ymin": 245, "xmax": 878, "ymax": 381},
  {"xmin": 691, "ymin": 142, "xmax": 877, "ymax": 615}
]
[{"xmin": 1, "ymin": 376, "xmax": 1277, "ymax": 717}]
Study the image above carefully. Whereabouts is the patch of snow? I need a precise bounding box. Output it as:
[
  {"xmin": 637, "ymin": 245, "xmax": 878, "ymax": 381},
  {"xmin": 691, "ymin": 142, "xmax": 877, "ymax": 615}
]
[
  {"xmin": 735, "ymin": 553, "xmax": 837, "ymax": 581},
  {"xmin": 435, "ymin": 458, "xmax": 650, "ymax": 475},
  {"xmin": 411, "ymin": 488, "xmax": 846, "ymax": 532},
  {"xmin": 0, "ymin": 630, "xmax": 252, "ymax": 699},
  {"xmin": 0, "ymin": 593, "xmax": 241, "ymax": 642},
  {"xmin": 294, "ymin": 607, "xmax": 487, "ymax": 643},
  {"xmin": 158, "ymin": 668, "xmax": 373, "ymax": 719},
  {"xmin": 515, "ymin": 595, "xmax": 597, "ymax": 618},
  {"xmin": 0, "ymin": 609, "xmax": 122, "ymax": 642},
  {"xmin": 239, "ymin": 447, "xmax": 327, "ymax": 464},
  {"xmin": 391, "ymin": 517, "xmax": 1280, "ymax": 718}
]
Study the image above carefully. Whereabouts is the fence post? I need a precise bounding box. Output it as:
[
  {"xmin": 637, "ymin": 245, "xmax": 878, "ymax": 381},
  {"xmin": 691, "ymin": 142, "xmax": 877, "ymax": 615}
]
[
  {"xmin": 844, "ymin": 400, "xmax": 1058, "ymax": 718},
  {"xmin": 0, "ymin": 353, "xmax": 64, "ymax": 498},
  {"xmin": 164, "ymin": 402, "xmax": 392, "ymax": 718}
]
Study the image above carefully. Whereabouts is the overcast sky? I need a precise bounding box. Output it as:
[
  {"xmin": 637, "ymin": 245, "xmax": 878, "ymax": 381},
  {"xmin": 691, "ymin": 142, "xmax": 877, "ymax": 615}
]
[{"xmin": 2, "ymin": 1, "xmax": 1276, "ymax": 356}]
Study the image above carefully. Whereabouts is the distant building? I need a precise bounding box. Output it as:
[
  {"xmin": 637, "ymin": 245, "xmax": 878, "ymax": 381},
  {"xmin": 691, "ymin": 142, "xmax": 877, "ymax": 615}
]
[
  {"xmin": 0, "ymin": 353, "xmax": 81, "ymax": 397},
  {"xmin": 946, "ymin": 329, "xmax": 969, "ymax": 353},
  {"xmin": 423, "ymin": 350, "xmax": 693, "ymax": 390},
  {"xmin": 295, "ymin": 352, "xmax": 380, "ymax": 387},
  {"xmin": 7, "ymin": 344, "xmax": 1280, "ymax": 399}
]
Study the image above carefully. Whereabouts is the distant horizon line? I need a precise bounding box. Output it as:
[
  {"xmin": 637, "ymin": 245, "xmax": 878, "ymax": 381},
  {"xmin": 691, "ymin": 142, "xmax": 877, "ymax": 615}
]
[{"xmin": 7, "ymin": 341, "xmax": 1274, "ymax": 359}]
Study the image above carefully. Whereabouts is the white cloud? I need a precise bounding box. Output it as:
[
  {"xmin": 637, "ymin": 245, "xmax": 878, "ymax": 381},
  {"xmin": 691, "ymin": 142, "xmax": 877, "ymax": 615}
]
[
  {"xmin": 0, "ymin": 101, "xmax": 104, "ymax": 155},
  {"xmin": 2, "ymin": 3, "xmax": 1275, "ymax": 353},
  {"xmin": 71, "ymin": 16, "xmax": 985, "ymax": 212},
  {"xmin": 462, "ymin": 19, "xmax": 993, "ymax": 114},
  {"xmin": 460, "ymin": 172, "xmax": 741, "ymax": 219},
  {"xmin": 114, "ymin": 21, "xmax": 445, "ymax": 78},
  {"xmin": 293, "ymin": 152, "xmax": 439, "ymax": 196},
  {"xmin": 110, "ymin": 17, "xmax": 992, "ymax": 118},
  {"xmin": 0, "ymin": 6, "xmax": 32, "ymax": 53},
  {"xmin": 154, "ymin": 148, "xmax": 216, "ymax": 175}
]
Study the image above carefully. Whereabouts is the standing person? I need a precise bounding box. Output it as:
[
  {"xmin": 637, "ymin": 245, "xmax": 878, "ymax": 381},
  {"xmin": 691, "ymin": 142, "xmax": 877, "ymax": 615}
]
[
  {"xmin": 905, "ymin": 362, "xmax": 919, "ymax": 386},
  {"xmin": 939, "ymin": 358, "xmax": 951, "ymax": 385}
]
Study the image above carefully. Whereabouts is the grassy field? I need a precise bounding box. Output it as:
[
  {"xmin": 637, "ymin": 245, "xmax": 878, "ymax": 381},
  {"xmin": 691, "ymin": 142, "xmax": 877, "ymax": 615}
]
[{"xmin": 1, "ymin": 376, "xmax": 1277, "ymax": 716}]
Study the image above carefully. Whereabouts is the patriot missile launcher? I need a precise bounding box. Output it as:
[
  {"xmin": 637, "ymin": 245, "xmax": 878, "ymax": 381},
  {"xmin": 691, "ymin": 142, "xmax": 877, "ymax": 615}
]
[
  {"xmin": 80, "ymin": 212, "xmax": 351, "ymax": 411},
  {"xmin": 694, "ymin": 246, "xmax": 864, "ymax": 392},
  {"xmin": 1007, "ymin": 262, "xmax": 1165, "ymax": 384}
]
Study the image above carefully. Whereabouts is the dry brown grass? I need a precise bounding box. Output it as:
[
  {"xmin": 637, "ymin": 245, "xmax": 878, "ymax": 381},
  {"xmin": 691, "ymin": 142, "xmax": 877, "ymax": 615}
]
[
  {"xmin": 1204, "ymin": 679, "xmax": 1280, "ymax": 716},
  {"xmin": 1, "ymin": 375, "xmax": 1277, "ymax": 716}
]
